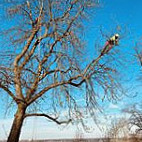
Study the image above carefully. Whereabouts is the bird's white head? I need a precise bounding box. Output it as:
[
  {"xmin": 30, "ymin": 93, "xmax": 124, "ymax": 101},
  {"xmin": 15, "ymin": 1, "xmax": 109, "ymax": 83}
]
[{"xmin": 115, "ymin": 33, "xmax": 119, "ymax": 37}]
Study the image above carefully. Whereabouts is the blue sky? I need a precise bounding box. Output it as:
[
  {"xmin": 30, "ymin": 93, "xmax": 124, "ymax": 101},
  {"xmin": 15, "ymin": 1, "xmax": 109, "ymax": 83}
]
[{"xmin": 0, "ymin": 0, "xmax": 142, "ymax": 140}]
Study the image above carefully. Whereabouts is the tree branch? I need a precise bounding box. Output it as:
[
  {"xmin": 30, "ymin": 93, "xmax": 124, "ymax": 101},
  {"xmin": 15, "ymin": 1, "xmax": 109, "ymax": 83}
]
[
  {"xmin": 26, "ymin": 6, "xmax": 84, "ymax": 101},
  {"xmin": 20, "ymin": 38, "xmax": 42, "ymax": 69},
  {"xmin": 28, "ymin": 39, "xmax": 117, "ymax": 105},
  {"xmin": 24, "ymin": 113, "xmax": 72, "ymax": 125},
  {"xmin": 0, "ymin": 83, "xmax": 16, "ymax": 101}
]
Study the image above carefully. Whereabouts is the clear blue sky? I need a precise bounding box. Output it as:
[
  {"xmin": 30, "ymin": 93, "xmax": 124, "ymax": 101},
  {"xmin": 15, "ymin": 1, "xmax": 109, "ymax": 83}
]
[{"xmin": 0, "ymin": 0, "xmax": 142, "ymax": 140}]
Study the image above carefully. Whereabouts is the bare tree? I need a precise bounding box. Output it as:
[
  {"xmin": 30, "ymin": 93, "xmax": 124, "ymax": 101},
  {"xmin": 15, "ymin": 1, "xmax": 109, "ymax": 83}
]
[
  {"xmin": 0, "ymin": 0, "xmax": 123, "ymax": 142},
  {"xmin": 129, "ymin": 109, "xmax": 142, "ymax": 134},
  {"xmin": 107, "ymin": 118, "xmax": 129, "ymax": 140},
  {"xmin": 73, "ymin": 130, "xmax": 86, "ymax": 142},
  {"xmin": 122, "ymin": 105, "xmax": 142, "ymax": 141},
  {"xmin": 129, "ymin": 39, "xmax": 142, "ymax": 137}
]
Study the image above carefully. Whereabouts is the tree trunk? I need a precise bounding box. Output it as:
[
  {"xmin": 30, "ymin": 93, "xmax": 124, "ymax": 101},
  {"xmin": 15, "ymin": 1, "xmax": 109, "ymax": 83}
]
[{"xmin": 7, "ymin": 103, "xmax": 27, "ymax": 142}]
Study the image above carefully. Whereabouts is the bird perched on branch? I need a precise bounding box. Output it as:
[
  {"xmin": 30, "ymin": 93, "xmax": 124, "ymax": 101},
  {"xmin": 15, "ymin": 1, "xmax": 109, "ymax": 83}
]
[
  {"xmin": 109, "ymin": 33, "xmax": 119, "ymax": 45},
  {"xmin": 101, "ymin": 34, "xmax": 120, "ymax": 56}
]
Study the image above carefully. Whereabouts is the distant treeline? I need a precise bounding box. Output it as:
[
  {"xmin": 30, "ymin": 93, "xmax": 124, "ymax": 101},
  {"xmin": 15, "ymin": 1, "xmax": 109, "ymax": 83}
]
[{"xmin": 1, "ymin": 137, "xmax": 142, "ymax": 142}]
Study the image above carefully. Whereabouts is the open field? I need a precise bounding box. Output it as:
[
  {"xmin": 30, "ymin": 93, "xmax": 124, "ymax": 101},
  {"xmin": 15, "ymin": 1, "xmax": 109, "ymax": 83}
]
[{"xmin": 1, "ymin": 138, "xmax": 142, "ymax": 142}]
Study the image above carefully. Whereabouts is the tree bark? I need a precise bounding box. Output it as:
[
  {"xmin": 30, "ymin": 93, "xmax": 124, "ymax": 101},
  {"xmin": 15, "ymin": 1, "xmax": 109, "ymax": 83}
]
[{"xmin": 7, "ymin": 103, "xmax": 27, "ymax": 142}]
